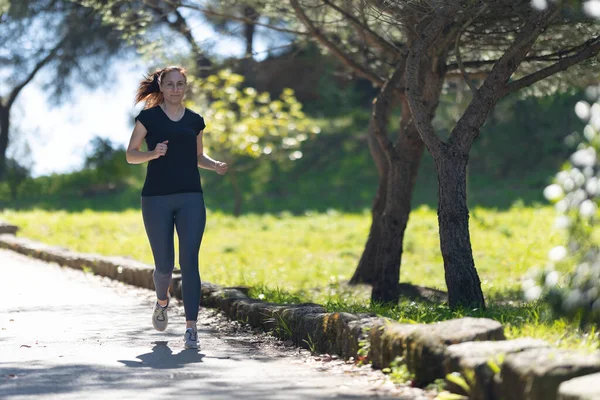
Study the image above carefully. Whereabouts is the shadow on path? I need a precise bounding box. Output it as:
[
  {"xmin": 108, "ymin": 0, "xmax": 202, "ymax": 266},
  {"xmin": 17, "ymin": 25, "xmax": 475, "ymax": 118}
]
[{"xmin": 118, "ymin": 341, "xmax": 204, "ymax": 370}]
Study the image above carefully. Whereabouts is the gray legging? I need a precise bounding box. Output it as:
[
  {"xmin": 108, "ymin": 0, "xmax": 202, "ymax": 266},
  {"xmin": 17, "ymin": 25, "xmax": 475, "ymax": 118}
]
[{"xmin": 141, "ymin": 192, "xmax": 206, "ymax": 321}]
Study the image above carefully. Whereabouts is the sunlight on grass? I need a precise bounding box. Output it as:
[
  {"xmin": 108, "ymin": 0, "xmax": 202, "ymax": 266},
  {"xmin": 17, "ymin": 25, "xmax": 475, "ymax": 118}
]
[{"xmin": 3, "ymin": 203, "xmax": 596, "ymax": 350}]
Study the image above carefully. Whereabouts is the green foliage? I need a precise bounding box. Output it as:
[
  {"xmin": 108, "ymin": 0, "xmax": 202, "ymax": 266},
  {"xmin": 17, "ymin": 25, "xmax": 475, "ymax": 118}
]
[
  {"xmin": 76, "ymin": 0, "xmax": 154, "ymax": 46},
  {"xmin": 381, "ymin": 356, "xmax": 412, "ymax": 384},
  {"xmin": 84, "ymin": 136, "xmax": 132, "ymax": 186},
  {"xmin": 524, "ymin": 86, "xmax": 600, "ymax": 331},
  {"xmin": 4, "ymin": 158, "xmax": 31, "ymax": 200},
  {"xmin": 81, "ymin": 265, "xmax": 93, "ymax": 274},
  {"xmin": 356, "ymin": 326, "xmax": 371, "ymax": 365},
  {"xmin": 486, "ymin": 354, "xmax": 503, "ymax": 375},
  {"xmin": 445, "ymin": 372, "xmax": 471, "ymax": 396},
  {"xmin": 0, "ymin": 0, "xmax": 10, "ymax": 15},
  {"xmin": 434, "ymin": 391, "xmax": 468, "ymax": 400},
  {"xmin": 302, "ymin": 333, "xmax": 317, "ymax": 353},
  {"xmin": 188, "ymin": 69, "xmax": 319, "ymax": 163},
  {"xmin": 266, "ymin": 311, "xmax": 293, "ymax": 339}
]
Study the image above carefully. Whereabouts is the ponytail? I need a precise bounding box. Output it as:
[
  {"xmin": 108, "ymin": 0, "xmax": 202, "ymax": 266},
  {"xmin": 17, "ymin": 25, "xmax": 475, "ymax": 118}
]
[{"xmin": 134, "ymin": 66, "xmax": 187, "ymax": 109}]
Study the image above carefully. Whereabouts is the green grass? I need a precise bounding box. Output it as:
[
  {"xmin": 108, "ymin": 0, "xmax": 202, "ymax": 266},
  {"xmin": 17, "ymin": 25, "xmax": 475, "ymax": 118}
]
[
  {"xmin": 3, "ymin": 202, "xmax": 597, "ymax": 350},
  {"xmin": 0, "ymin": 204, "xmax": 561, "ymax": 296}
]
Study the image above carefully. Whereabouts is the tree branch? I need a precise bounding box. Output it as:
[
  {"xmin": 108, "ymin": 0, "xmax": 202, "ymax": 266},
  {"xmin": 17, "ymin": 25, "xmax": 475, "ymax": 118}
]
[
  {"xmin": 447, "ymin": 38, "xmax": 600, "ymax": 71},
  {"xmin": 322, "ymin": 0, "xmax": 403, "ymax": 57},
  {"xmin": 6, "ymin": 35, "xmax": 68, "ymax": 109},
  {"xmin": 405, "ymin": 8, "xmax": 455, "ymax": 156},
  {"xmin": 450, "ymin": 3, "xmax": 563, "ymax": 152},
  {"xmin": 455, "ymin": 5, "xmax": 488, "ymax": 99},
  {"xmin": 289, "ymin": 0, "xmax": 385, "ymax": 86},
  {"xmin": 501, "ymin": 36, "xmax": 600, "ymax": 96},
  {"xmin": 172, "ymin": 0, "xmax": 307, "ymax": 36},
  {"xmin": 372, "ymin": 59, "xmax": 405, "ymax": 161}
]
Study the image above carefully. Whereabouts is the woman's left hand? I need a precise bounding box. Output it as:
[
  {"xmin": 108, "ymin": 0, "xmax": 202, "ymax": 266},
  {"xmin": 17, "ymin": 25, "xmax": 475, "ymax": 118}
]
[{"xmin": 215, "ymin": 161, "xmax": 228, "ymax": 175}]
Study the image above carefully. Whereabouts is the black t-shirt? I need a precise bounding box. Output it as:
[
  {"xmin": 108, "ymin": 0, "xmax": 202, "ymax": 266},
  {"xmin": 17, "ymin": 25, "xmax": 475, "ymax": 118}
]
[{"xmin": 135, "ymin": 105, "xmax": 206, "ymax": 196}]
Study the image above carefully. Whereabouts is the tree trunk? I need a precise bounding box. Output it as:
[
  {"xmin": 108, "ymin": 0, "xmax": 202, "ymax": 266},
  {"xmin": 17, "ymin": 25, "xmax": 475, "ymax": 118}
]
[
  {"xmin": 351, "ymin": 121, "xmax": 425, "ymax": 287},
  {"xmin": 350, "ymin": 113, "xmax": 390, "ymax": 285},
  {"xmin": 370, "ymin": 122, "xmax": 424, "ymax": 304},
  {"xmin": 349, "ymin": 168, "xmax": 387, "ymax": 284},
  {"xmin": 243, "ymin": 6, "xmax": 258, "ymax": 58},
  {"xmin": 229, "ymin": 169, "xmax": 243, "ymax": 217},
  {"xmin": 434, "ymin": 147, "xmax": 485, "ymax": 309},
  {"xmin": 0, "ymin": 106, "xmax": 10, "ymax": 181}
]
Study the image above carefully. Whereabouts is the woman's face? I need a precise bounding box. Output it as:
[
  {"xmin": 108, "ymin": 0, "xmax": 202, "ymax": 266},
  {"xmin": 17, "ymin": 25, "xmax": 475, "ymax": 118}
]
[{"xmin": 160, "ymin": 70, "xmax": 187, "ymax": 103}]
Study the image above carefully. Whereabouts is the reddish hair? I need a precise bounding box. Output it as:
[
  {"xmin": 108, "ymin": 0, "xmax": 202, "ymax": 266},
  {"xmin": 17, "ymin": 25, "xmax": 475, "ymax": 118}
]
[{"xmin": 135, "ymin": 66, "xmax": 187, "ymax": 108}]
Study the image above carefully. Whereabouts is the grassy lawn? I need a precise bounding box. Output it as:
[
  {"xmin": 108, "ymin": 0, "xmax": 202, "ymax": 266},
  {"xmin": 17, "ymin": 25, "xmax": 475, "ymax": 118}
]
[{"xmin": 3, "ymin": 203, "xmax": 597, "ymax": 351}]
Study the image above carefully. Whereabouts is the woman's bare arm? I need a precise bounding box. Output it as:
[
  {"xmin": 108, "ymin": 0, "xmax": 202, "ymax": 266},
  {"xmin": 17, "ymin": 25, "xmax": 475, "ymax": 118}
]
[
  {"xmin": 196, "ymin": 131, "xmax": 228, "ymax": 174},
  {"xmin": 126, "ymin": 121, "xmax": 165, "ymax": 164}
]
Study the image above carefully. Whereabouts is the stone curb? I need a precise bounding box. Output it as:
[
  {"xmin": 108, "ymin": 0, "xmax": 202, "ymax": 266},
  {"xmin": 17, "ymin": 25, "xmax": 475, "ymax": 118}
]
[
  {"xmin": 2, "ymin": 229, "xmax": 600, "ymax": 400},
  {"xmin": 0, "ymin": 221, "xmax": 18, "ymax": 235}
]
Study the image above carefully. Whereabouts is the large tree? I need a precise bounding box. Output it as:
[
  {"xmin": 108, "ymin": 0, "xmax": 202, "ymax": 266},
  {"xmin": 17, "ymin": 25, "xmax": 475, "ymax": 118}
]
[
  {"xmin": 0, "ymin": 0, "xmax": 126, "ymax": 180},
  {"xmin": 286, "ymin": 0, "xmax": 600, "ymax": 308}
]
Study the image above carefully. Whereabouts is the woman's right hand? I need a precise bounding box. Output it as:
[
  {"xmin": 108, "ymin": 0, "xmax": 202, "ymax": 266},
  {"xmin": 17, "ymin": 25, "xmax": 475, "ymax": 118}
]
[{"xmin": 153, "ymin": 140, "xmax": 169, "ymax": 159}]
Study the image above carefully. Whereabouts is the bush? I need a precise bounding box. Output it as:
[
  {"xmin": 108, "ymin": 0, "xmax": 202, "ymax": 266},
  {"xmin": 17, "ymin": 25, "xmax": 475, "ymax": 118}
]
[
  {"xmin": 4, "ymin": 157, "xmax": 31, "ymax": 200},
  {"xmin": 523, "ymin": 86, "xmax": 600, "ymax": 330}
]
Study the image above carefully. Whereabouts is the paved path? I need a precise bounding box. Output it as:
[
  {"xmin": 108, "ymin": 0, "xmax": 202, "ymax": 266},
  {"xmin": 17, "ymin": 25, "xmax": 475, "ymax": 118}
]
[{"xmin": 0, "ymin": 249, "xmax": 430, "ymax": 399}]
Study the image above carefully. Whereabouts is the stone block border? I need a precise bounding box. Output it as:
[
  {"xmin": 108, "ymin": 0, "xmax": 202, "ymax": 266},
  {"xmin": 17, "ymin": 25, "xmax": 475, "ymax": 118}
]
[
  {"xmin": 0, "ymin": 221, "xmax": 18, "ymax": 235},
  {"xmin": 1, "ymin": 226, "xmax": 599, "ymax": 400}
]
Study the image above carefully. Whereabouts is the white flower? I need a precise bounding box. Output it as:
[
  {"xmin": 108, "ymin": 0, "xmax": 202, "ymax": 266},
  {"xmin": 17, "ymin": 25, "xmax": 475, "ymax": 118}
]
[
  {"xmin": 544, "ymin": 184, "xmax": 564, "ymax": 201},
  {"xmin": 586, "ymin": 287, "xmax": 599, "ymax": 302},
  {"xmin": 591, "ymin": 103, "xmax": 600, "ymax": 121},
  {"xmin": 591, "ymin": 116, "xmax": 600, "ymax": 131},
  {"xmin": 545, "ymin": 271, "xmax": 559, "ymax": 287},
  {"xmin": 583, "ymin": 0, "xmax": 600, "ymax": 19},
  {"xmin": 585, "ymin": 86, "xmax": 600, "ymax": 99},
  {"xmin": 553, "ymin": 215, "xmax": 571, "ymax": 229},
  {"xmin": 522, "ymin": 278, "xmax": 535, "ymax": 291},
  {"xmin": 282, "ymin": 138, "xmax": 298, "ymax": 148},
  {"xmin": 580, "ymin": 199, "xmax": 597, "ymax": 218},
  {"xmin": 575, "ymin": 101, "xmax": 591, "ymax": 120},
  {"xmin": 525, "ymin": 286, "xmax": 542, "ymax": 301},
  {"xmin": 548, "ymin": 246, "xmax": 568, "ymax": 262},
  {"xmin": 571, "ymin": 147, "xmax": 597, "ymax": 168},
  {"xmin": 530, "ymin": 0, "xmax": 547, "ymax": 10},
  {"xmin": 555, "ymin": 199, "xmax": 569, "ymax": 213},
  {"xmin": 289, "ymin": 151, "xmax": 303, "ymax": 160},
  {"xmin": 556, "ymin": 171, "xmax": 570, "ymax": 185},
  {"xmin": 563, "ymin": 178, "xmax": 575, "ymax": 192},
  {"xmin": 586, "ymin": 177, "xmax": 599, "ymax": 196},
  {"xmin": 570, "ymin": 189, "xmax": 588, "ymax": 207},
  {"xmin": 570, "ymin": 168, "xmax": 586, "ymax": 187}
]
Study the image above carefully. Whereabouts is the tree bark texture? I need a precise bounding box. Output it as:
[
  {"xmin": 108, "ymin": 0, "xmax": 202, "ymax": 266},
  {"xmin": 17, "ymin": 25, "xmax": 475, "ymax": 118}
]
[
  {"xmin": 435, "ymin": 148, "xmax": 485, "ymax": 308},
  {"xmin": 369, "ymin": 109, "xmax": 427, "ymax": 304},
  {"xmin": 350, "ymin": 162, "xmax": 388, "ymax": 285}
]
